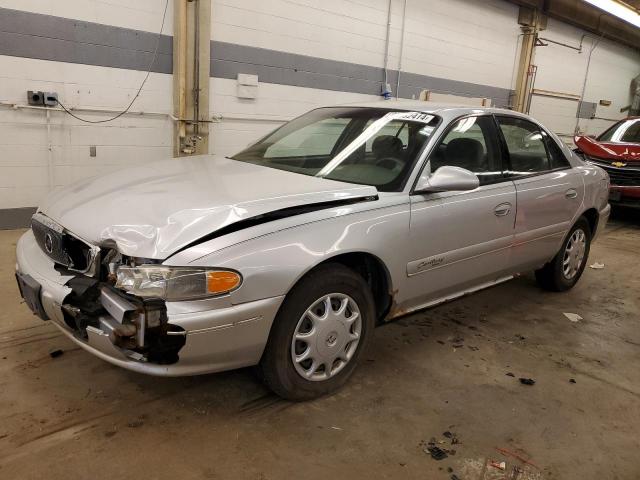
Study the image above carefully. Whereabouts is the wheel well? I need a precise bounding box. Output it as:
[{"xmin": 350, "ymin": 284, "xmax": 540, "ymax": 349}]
[
  {"xmin": 318, "ymin": 253, "xmax": 393, "ymax": 324},
  {"xmin": 582, "ymin": 208, "xmax": 599, "ymax": 236}
]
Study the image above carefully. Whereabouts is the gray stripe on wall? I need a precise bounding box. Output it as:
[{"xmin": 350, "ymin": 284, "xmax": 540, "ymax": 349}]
[
  {"xmin": 211, "ymin": 41, "xmax": 513, "ymax": 107},
  {"xmin": 0, "ymin": 8, "xmax": 173, "ymax": 74},
  {"xmin": 0, "ymin": 7, "xmax": 512, "ymax": 106},
  {"xmin": 0, "ymin": 207, "xmax": 36, "ymax": 230}
]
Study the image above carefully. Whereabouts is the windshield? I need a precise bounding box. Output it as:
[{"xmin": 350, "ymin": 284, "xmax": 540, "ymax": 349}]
[
  {"xmin": 231, "ymin": 107, "xmax": 440, "ymax": 192},
  {"xmin": 598, "ymin": 118, "xmax": 640, "ymax": 143}
]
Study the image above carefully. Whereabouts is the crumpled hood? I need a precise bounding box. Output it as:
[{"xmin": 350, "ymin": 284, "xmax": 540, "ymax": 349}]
[
  {"xmin": 39, "ymin": 155, "xmax": 377, "ymax": 258},
  {"xmin": 575, "ymin": 135, "xmax": 640, "ymax": 162}
]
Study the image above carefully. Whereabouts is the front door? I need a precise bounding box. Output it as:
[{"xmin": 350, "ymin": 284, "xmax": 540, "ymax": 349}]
[{"xmin": 404, "ymin": 115, "xmax": 516, "ymax": 309}]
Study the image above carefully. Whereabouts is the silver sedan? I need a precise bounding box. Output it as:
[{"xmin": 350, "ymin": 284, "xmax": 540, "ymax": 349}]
[{"xmin": 15, "ymin": 102, "xmax": 610, "ymax": 400}]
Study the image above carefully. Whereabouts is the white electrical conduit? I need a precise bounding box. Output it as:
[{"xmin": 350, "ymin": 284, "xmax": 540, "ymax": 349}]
[
  {"xmin": 383, "ymin": 0, "xmax": 392, "ymax": 90},
  {"xmin": 1, "ymin": 101, "xmax": 293, "ymax": 126},
  {"xmin": 0, "ymin": 101, "xmax": 179, "ymax": 120},
  {"xmin": 395, "ymin": 0, "xmax": 408, "ymax": 99},
  {"xmin": 574, "ymin": 33, "xmax": 604, "ymax": 134}
]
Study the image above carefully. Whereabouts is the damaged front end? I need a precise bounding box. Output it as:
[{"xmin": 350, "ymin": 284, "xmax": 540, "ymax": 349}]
[
  {"xmin": 31, "ymin": 212, "xmax": 188, "ymax": 365},
  {"xmin": 61, "ymin": 277, "xmax": 186, "ymax": 365}
]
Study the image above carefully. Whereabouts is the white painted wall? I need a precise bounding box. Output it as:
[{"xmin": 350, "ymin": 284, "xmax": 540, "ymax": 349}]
[
  {"xmin": 0, "ymin": 0, "xmax": 639, "ymax": 211},
  {"xmin": 212, "ymin": 0, "xmax": 520, "ymax": 89},
  {"xmin": 529, "ymin": 18, "xmax": 640, "ymax": 143},
  {"xmin": 0, "ymin": 56, "xmax": 174, "ymax": 209},
  {"xmin": 0, "ymin": 0, "xmax": 173, "ymax": 33},
  {"xmin": 209, "ymin": 78, "xmax": 379, "ymax": 157}
]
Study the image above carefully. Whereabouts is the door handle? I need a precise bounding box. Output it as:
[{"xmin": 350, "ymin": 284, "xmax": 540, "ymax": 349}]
[
  {"xmin": 494, "ymin": 202, "xmax": 512, "ymax": 217},
  {"xmin": 565, "ymin": 188, "xmax": 578, "ymax": 199}
]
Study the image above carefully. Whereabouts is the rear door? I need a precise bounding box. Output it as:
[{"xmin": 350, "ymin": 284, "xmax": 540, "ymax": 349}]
[{"xmin": 495, "ymin": 115, "xmax": 583, "ymax": 271}]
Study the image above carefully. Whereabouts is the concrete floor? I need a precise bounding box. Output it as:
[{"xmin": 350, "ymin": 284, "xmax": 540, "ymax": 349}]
[{"xmin": 1, "ymin": 211, "xmax": 639, "ymax": 480}]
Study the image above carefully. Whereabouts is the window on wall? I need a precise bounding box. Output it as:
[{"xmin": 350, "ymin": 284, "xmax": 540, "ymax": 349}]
[{"xmin": 428, "ymin": 115, "xmax": 503, "ymax": 185}]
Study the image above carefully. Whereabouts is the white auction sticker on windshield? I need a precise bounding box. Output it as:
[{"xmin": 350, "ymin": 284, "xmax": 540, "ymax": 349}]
[{"xmin": 389, "ymin": 111, "xmax": 436, "ymax": 123}]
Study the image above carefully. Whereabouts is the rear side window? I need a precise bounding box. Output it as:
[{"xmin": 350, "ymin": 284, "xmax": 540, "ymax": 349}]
[
  {"xmin": 543, "ymin": 131, "xmax": 570, "ymax": 169},
  {"xmin": 497, "ymin": 117, "xmax": 550, "ymax": 176}
]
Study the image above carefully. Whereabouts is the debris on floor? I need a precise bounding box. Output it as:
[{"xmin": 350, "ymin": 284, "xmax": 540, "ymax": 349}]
[
  {"xmin": 563, "ymin": 312, "xmax": 583, "ymax": 323},
  {"xmin": 127, "ymin": 419, "xmax": 144, "ymax": 428},
  {"xmin": 459, "ymin": 457, "xmax": 542, "ymax": 480},
  {"xmin": 443, "ymin": 430, "xmax": 460, "ymax": 445},
  {"xmin": 589, "ymin": 262, "xmax": 605, "ymax": 269},
  {"xmin": 421, "ymin": 432, "xmax": 460, "ymax": 461},
  {"xmin": 506, "ymin": 372, "xmax": 515, "ymax": 377},
  {"xmin": 569, "ymin": 378, "xmax": 577, "ymax": 384},
  {"xmin": 519, "ymin": 378, "xmax": 536, "ymax": 386},
  {"xmin": 49, "ymin": 349, "xmax": 64, "ymax": 358},
  {"xmin": 426, "ymin": 446, "xmax": 448, "ymax": 460},
  {"xmin": 489, "ymin": 460, "xmax": 506, "ymax": 470},
  {"xmin": 495, "ymin": 447, "xmax": 539, "ymax": 468}
]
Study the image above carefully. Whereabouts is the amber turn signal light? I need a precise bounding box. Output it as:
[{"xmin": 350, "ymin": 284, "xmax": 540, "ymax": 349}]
[{"xmin": 206, "ymin": 270, "xmax": 242, "ymax": 294}]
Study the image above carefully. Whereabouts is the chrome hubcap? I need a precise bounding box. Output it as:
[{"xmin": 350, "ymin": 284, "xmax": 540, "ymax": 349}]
[
  {"xmin": 563, "ymin": 229, "xmax": 586, "ymax": 280},
  {"xmin": 291, "ymin": 293, "xmax": 362, "ymax": 382}
]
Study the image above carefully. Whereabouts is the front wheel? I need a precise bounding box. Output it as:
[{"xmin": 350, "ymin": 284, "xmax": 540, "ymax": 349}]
[
  {"xmin": 535, "ymin": 217, "xmax": 591, "ymax": 292},
  {"xmin": 260, "ymin": 264, "xmax": 375, "ymax": 401}
]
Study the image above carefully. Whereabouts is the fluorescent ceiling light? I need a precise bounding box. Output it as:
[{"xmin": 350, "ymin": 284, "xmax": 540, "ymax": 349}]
[{"xmin": 583, "ymin": 0, "xmax": 640, "ymax": 28}]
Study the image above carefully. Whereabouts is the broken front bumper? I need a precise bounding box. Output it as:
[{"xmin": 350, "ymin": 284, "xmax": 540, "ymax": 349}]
[{"xmin": 15, "ymin": 230, "xmax": 284, "ymax": 376}]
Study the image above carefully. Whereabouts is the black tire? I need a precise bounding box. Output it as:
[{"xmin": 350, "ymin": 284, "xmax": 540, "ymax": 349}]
[
  {"xmin": 260, "ymin": 263, "xmax": 375, "ymax": 401},
  {"xmin": 535, "ymin": 217, "xmax": 592, "ymax": 292}
]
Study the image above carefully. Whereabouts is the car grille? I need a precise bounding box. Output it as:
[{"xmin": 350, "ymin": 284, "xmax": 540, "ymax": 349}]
[
  {"xmin": 586, "ymin": 157, "xmax": 640, "ymax": 187},
  {"xmin": 31, "ymin": 213, "xmax": 97, "ymax": 273}
]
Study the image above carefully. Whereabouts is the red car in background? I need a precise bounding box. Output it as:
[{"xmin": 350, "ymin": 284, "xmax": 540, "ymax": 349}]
[{"xmin": 575, "ymin": 117, "xmax": 640, "ymax": 208}]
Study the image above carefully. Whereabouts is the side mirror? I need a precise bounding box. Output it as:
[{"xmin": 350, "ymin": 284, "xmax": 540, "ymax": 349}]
[{"xmin": 414, "ymin": 165, "xmax": 480, "ymax": 193}]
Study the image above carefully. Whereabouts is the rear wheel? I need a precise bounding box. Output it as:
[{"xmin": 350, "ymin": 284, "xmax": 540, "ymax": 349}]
[
  {"xmin": 535, "ymin": 217, "xmax": 591, "ymax": 292},
  {"xmin": 260, "ymin": 264, "xmax": 375, "ymax": 401}
]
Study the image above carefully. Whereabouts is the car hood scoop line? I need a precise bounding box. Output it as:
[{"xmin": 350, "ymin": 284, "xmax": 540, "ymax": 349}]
[{"xmin": 38, "ymin": 155, "xmax": 378, "ymax": 259}]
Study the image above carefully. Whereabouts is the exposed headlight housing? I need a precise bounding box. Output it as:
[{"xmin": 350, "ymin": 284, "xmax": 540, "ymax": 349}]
[{"xmin": 115, "ymin": 266, "xmax": 242, "ymax": 301}]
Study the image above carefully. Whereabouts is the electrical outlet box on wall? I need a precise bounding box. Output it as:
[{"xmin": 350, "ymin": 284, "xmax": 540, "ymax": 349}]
[
  {"xmin": 27, "ymin": 90, "xmax": 44, "ymax": 105},
  {"xmin": 237, "ymin": 73, "xmax": 258, "ymax": 99},
  {"xmin": 43, "ymin": 92, "xmax": 58, "ymax": 106}
]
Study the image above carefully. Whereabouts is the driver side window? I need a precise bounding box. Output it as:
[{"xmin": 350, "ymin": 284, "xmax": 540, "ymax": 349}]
[{"xmin": 429, "ymin": 115, "xmax": 503, "ymax": 185}]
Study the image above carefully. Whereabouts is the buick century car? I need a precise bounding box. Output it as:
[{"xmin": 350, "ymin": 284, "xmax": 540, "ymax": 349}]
[
  {"xmin": 574, "ymin": 117, "xmax": 640, "ymax": 208},
  {"xmin": 15, "ymin": 102, "xmax": 610, "ymax": 400}
]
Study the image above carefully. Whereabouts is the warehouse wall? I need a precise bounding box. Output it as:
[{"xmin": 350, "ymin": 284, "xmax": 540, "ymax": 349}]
[
  {"xmin": 0, "ymin": 0, "xmax": 174, "ymax": 226},
  {"xmin": 208, "ymin": 0, "xmax": 519, "ymax": 157},
  {"xmin": 529, "ymin": 17, "xmax": 640, "ymax": 143},
  {"xmin": 0, "ymin": 0, "xmax": 639, "ymax": 226}
]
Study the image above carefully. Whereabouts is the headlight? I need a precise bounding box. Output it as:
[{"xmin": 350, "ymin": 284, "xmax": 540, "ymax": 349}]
[{"xmin": 115, "ymin": 266, "xmax": 242, "ymax": 301}]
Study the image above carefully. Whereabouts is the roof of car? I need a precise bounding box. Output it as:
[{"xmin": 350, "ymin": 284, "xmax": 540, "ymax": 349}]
[{"xmin": 334, "ymin": 99, "xmax": 526, "ymax": 119}]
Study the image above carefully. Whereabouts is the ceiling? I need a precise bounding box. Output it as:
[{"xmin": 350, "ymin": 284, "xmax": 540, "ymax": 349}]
[
  {"xmin": 506, "ymin": 0, "xmax": 640, "ymax": 50},
  {"xmin": 620, "ymin": 0, "xmax": 640, "ymax": 12}
]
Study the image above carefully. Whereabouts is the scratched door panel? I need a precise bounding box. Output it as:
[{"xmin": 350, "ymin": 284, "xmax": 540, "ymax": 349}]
[
  {"xmin": 403, "ymin": 182, "xmax": 516, "ymax": 309},
  {"xmin": 511, "ymin": 169, "xmax": 583, "ymax": 270}
]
